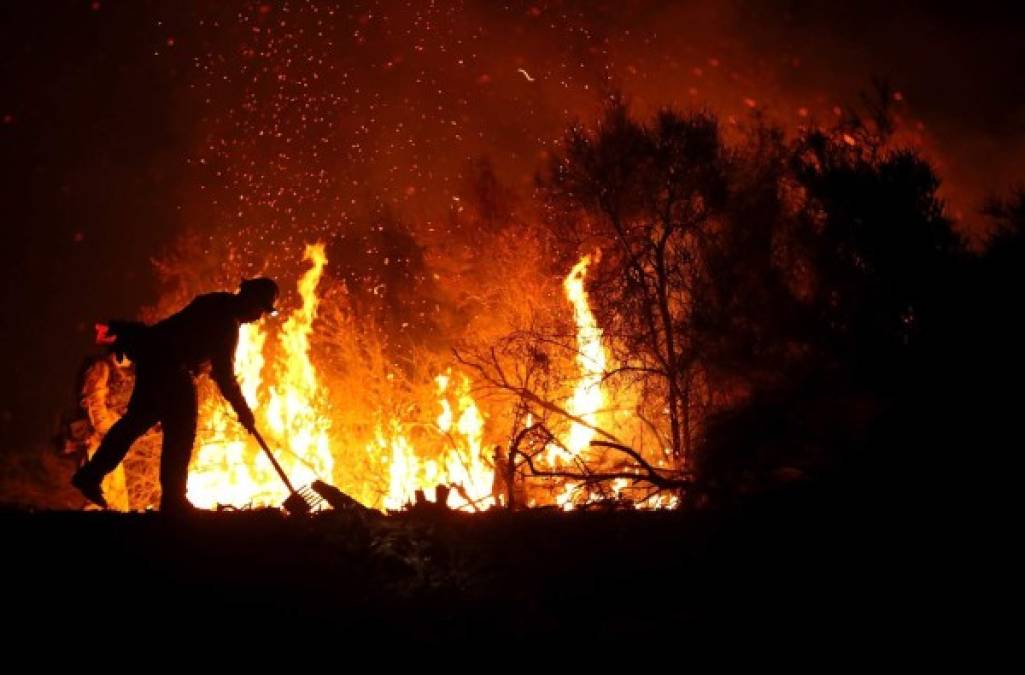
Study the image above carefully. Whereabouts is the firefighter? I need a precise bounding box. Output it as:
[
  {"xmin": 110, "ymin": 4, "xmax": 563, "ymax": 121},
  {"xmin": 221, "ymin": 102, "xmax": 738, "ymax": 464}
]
[
  {"xmin": 77, "ymin": 351, "xmax": 133, "ymax": 509},
  {"xmin": 71, "ymin": 278, "xmax": 279, "ymax": 513}
]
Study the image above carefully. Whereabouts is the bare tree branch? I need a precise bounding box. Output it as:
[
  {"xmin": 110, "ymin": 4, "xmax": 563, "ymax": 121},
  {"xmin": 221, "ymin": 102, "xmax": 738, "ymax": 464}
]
[
  {"xmin": 454, "ymin": 348, "xmax": 623, "ymax": 445},
  {"xmin": 508, "ymin": 423, "xmax": 689, "ymax": 493}
]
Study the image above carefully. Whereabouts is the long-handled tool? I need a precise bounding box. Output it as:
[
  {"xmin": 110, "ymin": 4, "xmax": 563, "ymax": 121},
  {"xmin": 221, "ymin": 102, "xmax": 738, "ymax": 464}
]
[{"xmin": 250, "ymin": 427, "xmax": 323, "ymax": 515}]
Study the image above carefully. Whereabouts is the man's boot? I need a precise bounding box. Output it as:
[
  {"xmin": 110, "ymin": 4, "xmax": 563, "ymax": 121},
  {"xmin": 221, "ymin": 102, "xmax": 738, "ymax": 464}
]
[
  {"xmin": 159, "ymin": 495, "xmax": 199, "ymax": 515},
  {"xmin": 71, "ymin": 467, "xmax": 108, "ymax": 509}
]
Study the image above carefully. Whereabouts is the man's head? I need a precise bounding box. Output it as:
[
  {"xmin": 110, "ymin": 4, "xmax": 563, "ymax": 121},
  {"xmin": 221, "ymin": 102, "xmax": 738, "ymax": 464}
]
[{"xmin": 236, "ymin": 277, "xmax": 279, "ymax": 322}]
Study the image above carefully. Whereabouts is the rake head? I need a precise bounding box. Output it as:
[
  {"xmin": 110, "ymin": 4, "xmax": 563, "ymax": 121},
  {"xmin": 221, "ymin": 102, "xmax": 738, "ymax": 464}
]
[{"xmin": 282, "ymin": 484, "xmax": 325, "ymax": 516}]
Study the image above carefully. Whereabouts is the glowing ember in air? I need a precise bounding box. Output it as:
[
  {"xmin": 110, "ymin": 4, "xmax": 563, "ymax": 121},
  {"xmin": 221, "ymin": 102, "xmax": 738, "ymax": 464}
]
[{"xmin": 517, "ymin": 68, "xmax": 536, "ymax": 82}]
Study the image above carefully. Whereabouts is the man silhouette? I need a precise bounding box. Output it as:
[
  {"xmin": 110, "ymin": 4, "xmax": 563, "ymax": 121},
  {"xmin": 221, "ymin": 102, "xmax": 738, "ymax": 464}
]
[{"xmin": 71, "ymin": 278, "xmax": 279, "ymax": 513}]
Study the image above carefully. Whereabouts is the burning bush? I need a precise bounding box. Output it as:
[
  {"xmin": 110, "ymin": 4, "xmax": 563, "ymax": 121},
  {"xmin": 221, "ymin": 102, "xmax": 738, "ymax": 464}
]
[{"xmin": 75, "ymin": 90, "xmax": 975, "ymax": 513}]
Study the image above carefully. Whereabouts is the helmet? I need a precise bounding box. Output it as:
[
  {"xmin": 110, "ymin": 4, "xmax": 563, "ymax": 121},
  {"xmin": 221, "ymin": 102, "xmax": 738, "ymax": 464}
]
[{"xmin": 239, "ymin": 277, "xmax": 279, "ymax": 314}]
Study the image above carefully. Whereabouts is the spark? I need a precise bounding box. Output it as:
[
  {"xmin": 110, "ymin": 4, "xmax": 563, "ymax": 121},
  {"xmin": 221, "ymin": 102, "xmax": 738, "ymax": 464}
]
[{"xmin": 517, "ymin": 67, "xmax": 535, "ymax": 82}]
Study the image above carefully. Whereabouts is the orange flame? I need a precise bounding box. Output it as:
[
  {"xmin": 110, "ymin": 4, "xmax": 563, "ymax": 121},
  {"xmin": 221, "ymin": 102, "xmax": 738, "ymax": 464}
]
[
  {"xmin": 562, "ymin": 254, "xmax": 606, "ymax": 456},
  {"xmin": 548, "ymin": 254, "xmax": 608, "ymax": 509},
  {"xmin": 155, "ymin": 247, "xmax": 673, "ymax": 512},
  {"xmin": 187, "ymin": 243, "xmax": 332, "ymax": 509},
  {"xmin": 372, "ymin": 372, "xmax": 495, "ymax": 511},
  {"xmin": 184, "ymin": 242, "xmax": 495, "ymax": 513}
]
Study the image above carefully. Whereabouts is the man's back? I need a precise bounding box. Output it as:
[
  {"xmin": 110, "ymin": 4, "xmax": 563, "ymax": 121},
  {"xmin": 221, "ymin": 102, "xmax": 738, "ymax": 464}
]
[{"xmin": 147, "ymin": 292, "xmax": 239, "ymax": 370}]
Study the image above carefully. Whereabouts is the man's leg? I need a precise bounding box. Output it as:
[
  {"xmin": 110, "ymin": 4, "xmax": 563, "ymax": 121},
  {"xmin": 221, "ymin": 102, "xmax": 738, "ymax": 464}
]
[
  {"xmin": 72, "ymin": 401, "xmax": 157, "ymax": 508},
  {"xmin": 82, "ymin": 410, "xmax": 157, "ymax": 479},
  {"xmin": 158, "ymin": 371, "xmax": 198, "ymax": 511}
]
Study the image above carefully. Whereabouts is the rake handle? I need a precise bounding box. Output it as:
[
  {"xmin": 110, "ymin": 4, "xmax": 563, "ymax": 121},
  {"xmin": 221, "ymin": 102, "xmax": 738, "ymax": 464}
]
[{"xmin": 250, "ymin": 428, "xmax": 299, "ymax": 495}]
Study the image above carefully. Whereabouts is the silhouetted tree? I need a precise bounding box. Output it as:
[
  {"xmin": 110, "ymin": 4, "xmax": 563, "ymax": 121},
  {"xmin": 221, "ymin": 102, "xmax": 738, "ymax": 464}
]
[
  {"xmin": 690, "ymin": 120, "xmax": 808, "ymax": 391},
  {"xmin": 695, "ymin": 121, "xmax": 971, "ymax": 500},
  {"xmin": 787, "ymin": 129, "xmax": 962, "ymax": 378},
  {"xmin": 539, "ymin": 100, "xmax": 731, "ymax": 464},
  {"xmin": 466, "ymin": 93, "xmax": 1018, "ymax": 507}
]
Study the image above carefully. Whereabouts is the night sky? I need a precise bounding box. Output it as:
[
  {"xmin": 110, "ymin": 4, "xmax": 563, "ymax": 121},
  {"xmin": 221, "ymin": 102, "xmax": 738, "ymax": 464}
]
[{"xmin": 2, "ymin": 0, "xmax": 1023, "ymax": 455}]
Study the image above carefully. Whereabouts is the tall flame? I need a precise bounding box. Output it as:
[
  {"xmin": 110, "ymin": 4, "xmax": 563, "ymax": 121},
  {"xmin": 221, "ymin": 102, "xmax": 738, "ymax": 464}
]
[
  {"xmin": 265, "ymin": 243, "xmax": 333, "ymax": 483},
  {"xmin": 186, "ymin": 322, "xmax": 267, "ymax": 508},
  {"xmin": 373, "ymin": 372, "xmax": 495, "ymax": 511},
  {"xmin": 160, "ymin": 248, "xmax": 633, "ymax": 512},
  {"xmin": 187, "ymin": 243, "xmax": 332, "ymax": 509},
  {"xmin": 551, "ymin": 254, "xmax": 608, "ymax": 509},
  {"xmin": 562, "ymin": 254, "xmax": 606, "ymax": 455}
]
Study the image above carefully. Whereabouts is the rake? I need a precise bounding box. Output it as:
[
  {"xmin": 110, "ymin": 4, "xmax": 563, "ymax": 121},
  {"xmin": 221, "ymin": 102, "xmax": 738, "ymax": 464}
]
[{"xmin": 250, "ymin": 427, "xmax": 324, "ymax": 515}]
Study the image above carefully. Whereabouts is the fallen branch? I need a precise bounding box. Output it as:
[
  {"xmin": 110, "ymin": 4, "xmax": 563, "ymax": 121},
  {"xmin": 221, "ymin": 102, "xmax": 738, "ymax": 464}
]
[
  {"xmin": 454, "ymin": 348, "xmax": 623, "ymax": 445},
  {"xmin": 508, "ymin": 424, "xmax": 690, "ymax": 495}
]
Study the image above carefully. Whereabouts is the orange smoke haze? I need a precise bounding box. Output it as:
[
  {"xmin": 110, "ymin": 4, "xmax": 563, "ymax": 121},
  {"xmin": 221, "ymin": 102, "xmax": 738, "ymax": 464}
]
[{"xmin": 2, "ymin": 0, "xmax": 1023, "ymax": 474}]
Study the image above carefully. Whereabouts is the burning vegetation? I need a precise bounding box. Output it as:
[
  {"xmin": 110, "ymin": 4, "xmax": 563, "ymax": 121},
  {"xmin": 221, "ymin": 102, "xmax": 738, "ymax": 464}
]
[
  {"xmin": 98, "ymin": 236, "xmax": 673, "ymax": 512},
  {"xmin": 21, "ymin": 2, "xmax": 1020, "ymax": 521},
  {"xmin": 73, "ymin": 83, "xmax": 1017, "ymax": 516},
  {"xmin": 6, "ymin": 2, "xmax": 1025, "ymax": 654}
]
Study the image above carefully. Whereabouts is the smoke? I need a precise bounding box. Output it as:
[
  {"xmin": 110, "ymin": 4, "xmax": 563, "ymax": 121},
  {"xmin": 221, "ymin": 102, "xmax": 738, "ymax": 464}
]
[
  {"xmin": 1, "ymin": 0, "xmax": 1022, "ymax": 462},
  {"xmin": 182, "ymin": 1, "xmax": 1025, "ymax": 267}
]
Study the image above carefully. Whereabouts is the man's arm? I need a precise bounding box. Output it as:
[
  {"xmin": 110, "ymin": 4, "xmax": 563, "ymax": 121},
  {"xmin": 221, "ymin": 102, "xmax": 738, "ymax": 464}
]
[{"xmin": 210, "ymin": 327, "xmax": 255, "ymax": 431}]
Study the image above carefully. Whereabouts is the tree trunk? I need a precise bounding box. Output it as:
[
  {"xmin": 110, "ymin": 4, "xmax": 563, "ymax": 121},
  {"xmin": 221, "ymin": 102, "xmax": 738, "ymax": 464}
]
[
  {"xmin": 681, "ymin": 380, "xmax": 692, "ymax": 465},
  {"xmin": 666, "ymin": 380, "xmax": 683, "ymax": 465},
  {"xmin": 654, "ymin": 241, "xmax": 684, "ymax": 465}
]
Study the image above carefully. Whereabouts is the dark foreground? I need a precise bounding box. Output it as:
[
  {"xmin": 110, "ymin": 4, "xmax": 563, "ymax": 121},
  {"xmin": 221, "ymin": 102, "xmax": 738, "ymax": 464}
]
[{"xmin": 2, "ymin": 479, "xmax": 947, "ymax": 649}]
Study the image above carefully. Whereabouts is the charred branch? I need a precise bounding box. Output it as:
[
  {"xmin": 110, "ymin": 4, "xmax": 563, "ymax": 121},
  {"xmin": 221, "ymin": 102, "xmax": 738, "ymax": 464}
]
[
  {"xmin": 508, "ymin": 423, "xmax": 689, "ymax": 495},
  {"xmin": 453, "ymin": 348, "xmax": 623, "ymax": 445}
]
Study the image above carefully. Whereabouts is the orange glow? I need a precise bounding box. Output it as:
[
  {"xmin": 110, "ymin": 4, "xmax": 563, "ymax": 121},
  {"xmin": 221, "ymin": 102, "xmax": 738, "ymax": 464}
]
[
  {"xmin": 562, "ymin": 254, "xmax": 606, "ymax": 457},
  {"xmin": 187, "ymin": 243, "xmax": 333, "ymax": 509},
  {"xmin": 370, "ymin": 372, "xmax": 495, "ymax": 512},
  {"xmin": 542, "ymin": 254, "xmax": 610, "ymax": 509},
  {"xmin": 181, "ymin": 243, "xmax": 497, "ymax": 513},
  {"xmin": 106, "ymin": 247, "xmax": 676, "ymax": 513}
]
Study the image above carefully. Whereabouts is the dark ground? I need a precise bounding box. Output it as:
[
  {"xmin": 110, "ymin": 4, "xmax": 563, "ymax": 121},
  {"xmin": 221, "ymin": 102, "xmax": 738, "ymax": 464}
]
[{"xmin": 1, "ymin": 477, "xmax": 954, "ymax": 652}]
